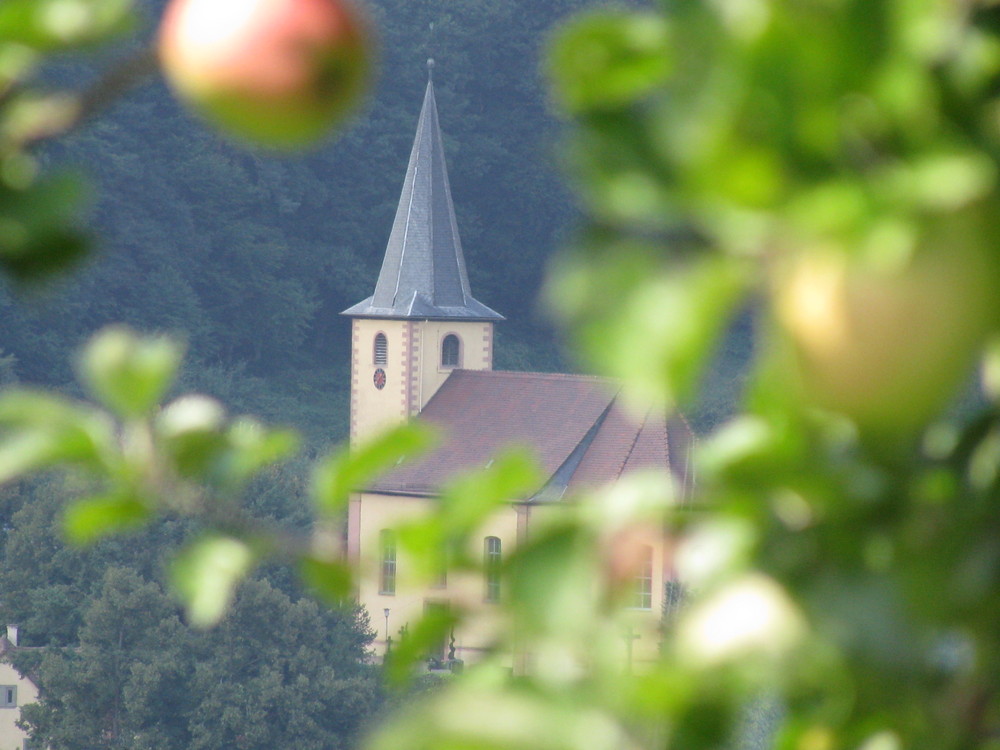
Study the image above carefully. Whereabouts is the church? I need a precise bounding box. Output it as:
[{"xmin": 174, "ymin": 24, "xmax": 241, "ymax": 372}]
[{"xmin": 342, "ymin": 62, "xmax": 694, "ymax": 667}]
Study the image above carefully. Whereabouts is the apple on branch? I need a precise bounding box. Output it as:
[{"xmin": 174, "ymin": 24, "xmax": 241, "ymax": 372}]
[
  {"xmin": 772, "ymin": 213, "xmax": 1000, "ymax": 438},
  {"xmin": 159, "ymin": 0, "xmax": 371, "ymax": 149}
]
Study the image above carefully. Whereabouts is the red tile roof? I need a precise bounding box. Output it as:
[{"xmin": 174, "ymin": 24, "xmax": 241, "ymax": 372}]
[{"xmin": 368, "ymin": 370, "xmax": 694, "ymax": 499}]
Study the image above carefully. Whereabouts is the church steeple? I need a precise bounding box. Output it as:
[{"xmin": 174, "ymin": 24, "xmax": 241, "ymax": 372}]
[
  {"xmin": 344, "ymin": 65, "xmax": 500, "ymax": 445},
  {"xmin": 342, "ymin": 60, "xmax": 503, "ymax": 321}
]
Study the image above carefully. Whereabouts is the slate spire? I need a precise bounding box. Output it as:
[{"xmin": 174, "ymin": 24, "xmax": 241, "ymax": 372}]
[{"xmin": 342, "ymin": 61, "xmax": 503, "ymax": 321}]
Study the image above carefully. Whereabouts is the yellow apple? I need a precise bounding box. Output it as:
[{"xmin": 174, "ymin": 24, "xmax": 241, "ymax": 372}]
[
  {"xmin": 773, "ymin": 215, "xmax": 999, "ymax": 436},
  {"xmin": 159, "ymin": 0, "xmax": 370, "ymax": 148}
]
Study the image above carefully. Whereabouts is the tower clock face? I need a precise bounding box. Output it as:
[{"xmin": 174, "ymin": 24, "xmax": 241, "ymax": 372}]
[{"xmin": 373, "ymin": 368, "xmax": 387, "ymax": 390}]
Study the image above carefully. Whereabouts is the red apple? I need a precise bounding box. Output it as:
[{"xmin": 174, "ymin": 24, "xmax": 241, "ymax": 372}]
[{"xmin": 159, "ymin": 0, "xmax": 370, "ymax": 148}]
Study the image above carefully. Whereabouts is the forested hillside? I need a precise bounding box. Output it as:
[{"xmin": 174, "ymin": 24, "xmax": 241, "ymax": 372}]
[{"xmin": 0, "ymin": 0, "xmax": 598, "ymax": 445}]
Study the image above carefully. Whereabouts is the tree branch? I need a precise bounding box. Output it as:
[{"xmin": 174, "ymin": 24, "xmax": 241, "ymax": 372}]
[{"xmin": 10, "ymin": 45, "xmax": 159, "ymax": 151}]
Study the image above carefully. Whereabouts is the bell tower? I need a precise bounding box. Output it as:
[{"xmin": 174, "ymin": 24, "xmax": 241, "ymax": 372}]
[{"xmin": 342, "ymin": 61, "xmax": 504, "ymax": 446}]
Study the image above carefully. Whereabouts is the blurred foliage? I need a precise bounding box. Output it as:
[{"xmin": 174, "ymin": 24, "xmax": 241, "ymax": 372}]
[
  {"xmin": 7, "ymin": 1, "xmax": 1000, "ymax": 750},
  {"xmin": 540, "ymin": 1, "xmax": 1000, "ymax": 747}
]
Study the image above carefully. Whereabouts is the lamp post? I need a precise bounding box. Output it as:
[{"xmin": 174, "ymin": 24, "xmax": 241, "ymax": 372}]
[{"xmin": 383, "ymin": 608, "xmax": 390, "ymax": 642}]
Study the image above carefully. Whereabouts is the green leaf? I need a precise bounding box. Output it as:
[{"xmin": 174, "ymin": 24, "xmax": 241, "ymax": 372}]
[
  {"xmin": 0, "ymin": 389, "xmax": 116, "ymax": 480},
  {"xmin": 368, "ymin": 685, "xmax": 631, "ymax": 750},
  {"xmin": 0, "ymin": 227, "xmax": 87, "ymax": 281},
  {"xmin": 550, "ymin": 249, "xmax": 746, "ymax": 409},
  {"xmin": 0, "ymin": 0, "xmax": 133, "ymax": 51},
  {"xmin": 299, "ymin": 555, "xmax": 353, "ymax": 604},
  {"xmin": 0, "ymin": 175, "xmax": 89, "ymax": 281},
  {"xmin": 549, "ymin": 11, "xmax": 672, "ymax": 113},
  {"xmin": 312, "ymin": 423, "xmax": 432, "ymax": 514},
  {"xmin": 438, "ymin": 448, "xmax": 541, "ymax": 532},
  {"xmin": 508, "ymin": 523, "xmax": 598, "ymax": 639},
  {"xmin": 0, "ymin": 43, "xmax": 39, "ymax": 90},
  {"xmin": 396, "ymin": 449, "xmax": 540, "ymax": 580},
  {"xmin": 3, "ymin": 92, "xmax": 78, "ymax": 145},
  {"xmin": 697, "ymin": 416, "xmax": 775, "ymax": 481},
  {"xmin": 171, "ymin": 535, "xmax": 256, "ymax": 628},
  {"xmin": 155, "ymin": 395, "xmax": 228, "ymax": 478},
  {"xmin": 383, "ymin": 604, "xmax": 460, "ymax": 686},
  {"xmin": 220, "ymin": 418, "xmax": 299, "ymax": 485},
  {"xmin": 0, "ymin": 428, "xmax": 77, "ymax": 483},
  {"xmin": 63, "ymin": 492, "xmax": 149, "ymax": 545},
  {"xmin": 78, "ymin": 326, "xmax": 183, "ymax": 418},
  {"xmin": 0, "ymin": 388, "xmax": 87, "ymax": 424},
  {"xmin": 158, "ymin": 399, "xmax": 299, "ymax": 486}
]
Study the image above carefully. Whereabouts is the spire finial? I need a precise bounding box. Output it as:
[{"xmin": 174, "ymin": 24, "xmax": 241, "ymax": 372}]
[{"xmin": 427, "ymin": 58, "xmax": 435, "ymax": 80}]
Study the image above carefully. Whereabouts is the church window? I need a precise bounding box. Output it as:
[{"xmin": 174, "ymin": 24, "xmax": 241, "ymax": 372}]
[
  {"xmin": 380, "ymin": 529, "xmax": 396, "ymax": 595},
  {"xmin": 442, "ymin": 334, "xmax": 461, "ymax": 368},
  {"xmin": 0, "ymin": 686, "xmax": 15, "ymax": 708},
  {"xmin": 632, "ymin": 546, "xmax": 653, "ymax": 610},
  {"xmin": 484, "ymin": 536, "xmax": 501, "ymax": 603},
  {"xmin": 374, "ymin": 333, "xmax": 388, "ymax": 366}
]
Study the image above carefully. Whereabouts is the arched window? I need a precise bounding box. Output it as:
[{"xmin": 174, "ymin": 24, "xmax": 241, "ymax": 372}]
[
  {"xmin": 379, "ymin": 529, "xmax": 396, "ymax": 595},
  {"xmin": 374, "ymin": 333, "xmax": 388, "ymax": 366},
  {"xmin": 632, "ymin": 545, "xmax": 653, "ymax": 610},
  {"xmin": 441, "ymin": 334, "xmax": 460, "ymax": 368},
  {"xmin": 484, "ymin": 536, "xmax": 501, "ymax": 603}
]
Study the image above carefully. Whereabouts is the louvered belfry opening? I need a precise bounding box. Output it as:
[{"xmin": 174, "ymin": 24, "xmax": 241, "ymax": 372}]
[{"xmin": 374, "ymin": 333, "xmax": 388, "ymax": 365}]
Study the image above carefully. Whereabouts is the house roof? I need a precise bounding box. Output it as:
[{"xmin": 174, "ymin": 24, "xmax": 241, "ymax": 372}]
[
  {"xmin": 367, "ymin": 370, "xmax": 694, "ymax": 500},
  {"xmin": 342, "ymin": 61, "xmax": 503, "ymax": 322},
  {"xmin": 0, "ymin": 636, "xmax": 41, "ymax": 689}
]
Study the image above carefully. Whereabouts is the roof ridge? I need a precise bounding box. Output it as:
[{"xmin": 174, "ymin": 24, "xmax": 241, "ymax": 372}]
[
  {"xmin": 530, "ymin": 398, "xmax": 617, "ymax": 503},
  {"xmin": 616, "ymin": 401, "xmax": 649, "ymax": 479}
]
